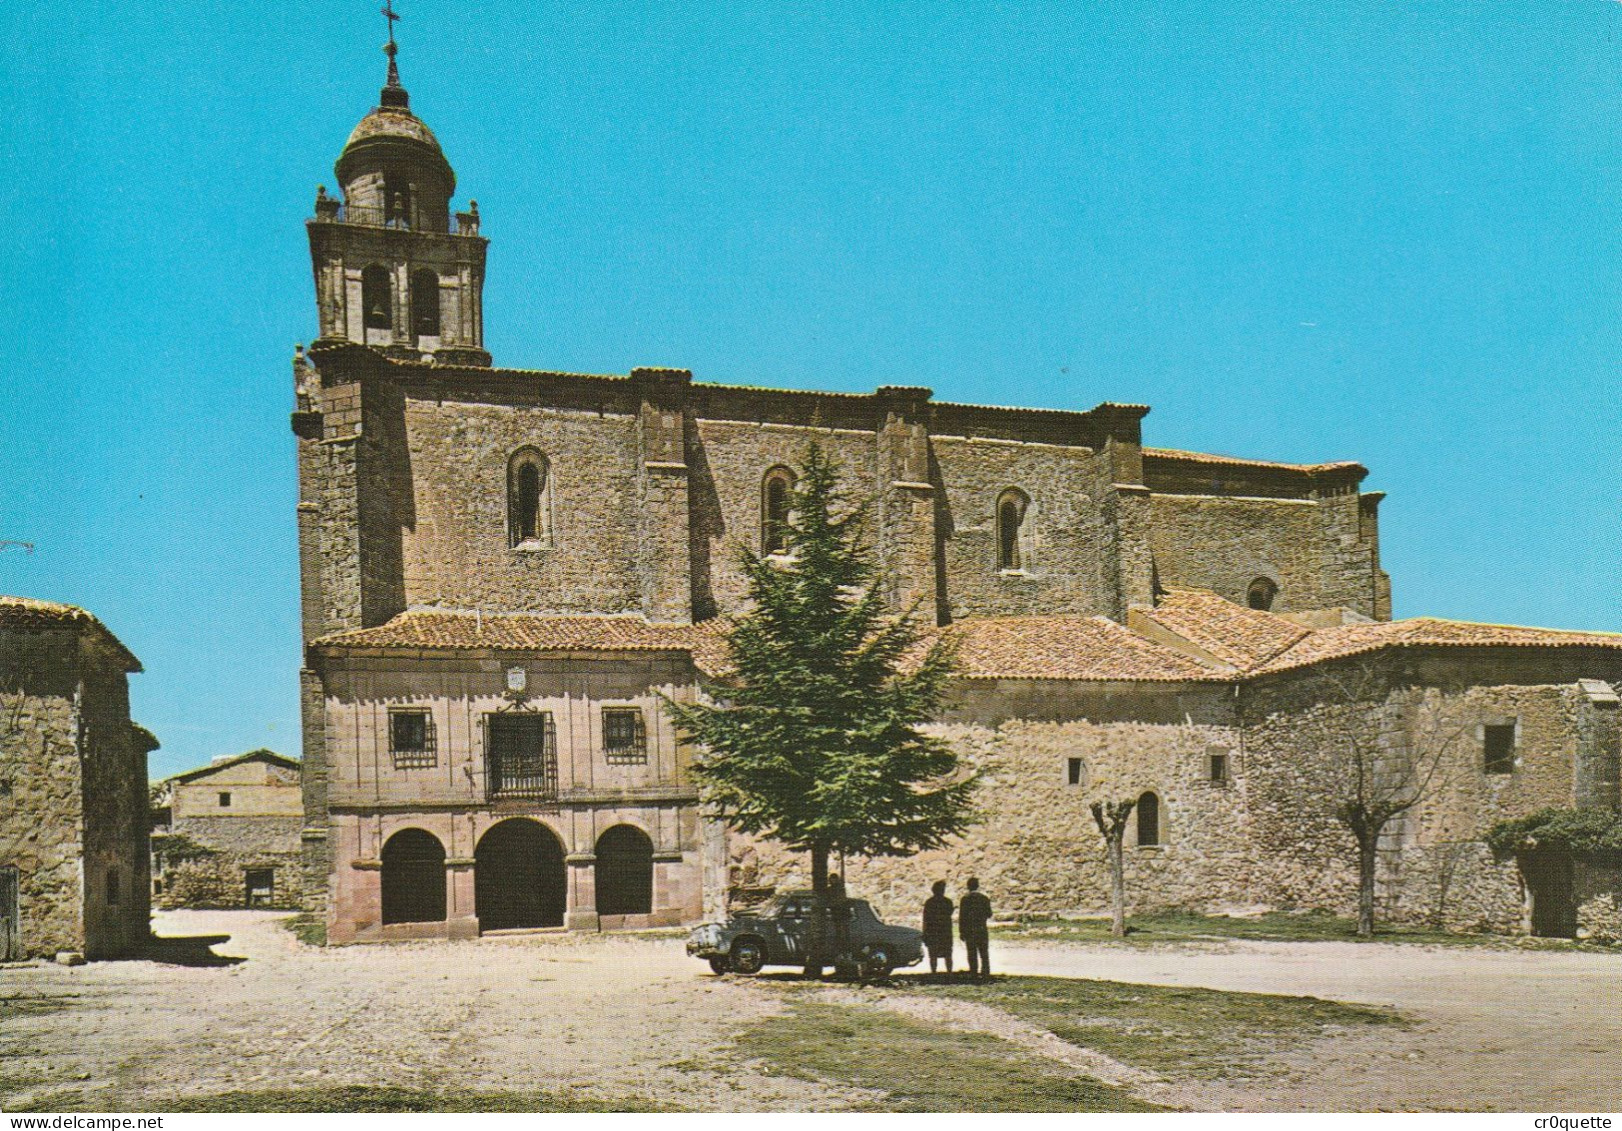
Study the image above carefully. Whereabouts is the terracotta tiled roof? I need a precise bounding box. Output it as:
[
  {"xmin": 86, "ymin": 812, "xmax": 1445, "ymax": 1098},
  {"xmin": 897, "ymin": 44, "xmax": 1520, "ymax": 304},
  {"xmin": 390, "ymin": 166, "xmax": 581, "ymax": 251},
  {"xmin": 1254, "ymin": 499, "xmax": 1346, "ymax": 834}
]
[
  {"xmin": 0, "ymin": 596, "xmax": 141, "ymax": 671},
  {"xmin": 310, "ymin": 600, "xmax": 1622, "ymax": 687},
  {"xmin": 1143, "ymin": 447, "xmax": 1366, "ymax": 475},
  {"xmin": 1139, "ymin": 589, "xmax": 1309, "ymax": 670},
  {"xmin": 1252, "ymin": 617, "xmax": 1622, "ymax": 675},
  {"xmin": 312, "ymin": 611, "xmax": 730, "ymax": 673},
  {"xmin": 933, "ymin": 616, "xmax": 1222, "ymax": 682}
]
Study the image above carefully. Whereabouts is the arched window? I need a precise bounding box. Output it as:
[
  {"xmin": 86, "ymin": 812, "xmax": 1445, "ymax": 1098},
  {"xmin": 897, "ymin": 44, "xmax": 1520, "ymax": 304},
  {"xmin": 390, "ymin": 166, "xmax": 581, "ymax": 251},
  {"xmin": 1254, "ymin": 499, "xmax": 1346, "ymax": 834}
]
[
  {"xmin": 381, "ymin": 828, "xmax": 446, "ymax": 925},
  {"xmin": 507, "ymin": 449, "xmax": 550, "ymax": 547},
  {"xmin": 1136, "ymin": 791, "xmax": 1161, "ymax": 847},
  {"xmin": 762, "ymin": 466, "xmax": 796, "ymax": 555},
  {"xmin": 997, "ymin": 488, "xmax": 1030, "ymax": 571},
  {"xmin": 1247, "ymin": 578, "xmax": 1278, "ymax": 611},
  {"xmin": 361, "ymin": 264, "xmax": 392, "ymax": 331},
  {"xmin": 411, "ymin": 268, "xmax": 440, "ymax": 339},
  {"xmin": 595, "ymin": 824, "xmax": 654, "ymax": 917}
]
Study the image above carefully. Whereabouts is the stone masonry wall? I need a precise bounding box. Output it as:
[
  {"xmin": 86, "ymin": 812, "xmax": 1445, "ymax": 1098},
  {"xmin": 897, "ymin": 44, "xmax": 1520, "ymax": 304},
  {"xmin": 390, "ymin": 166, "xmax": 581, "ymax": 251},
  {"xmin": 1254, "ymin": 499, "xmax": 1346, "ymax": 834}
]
[
  {"xmin": 399, "ymin": 399, "xmax": 643, "ymax": 615},
  {"xmin": 0, "ymin": 626, "xmax": 85, "ymax": 958},
  {"xmin": 931, "ymin": 436, "xmax": 1119, "ymax": 622},
  {"xmin": 155, "ymin": 816, "xmax": 306, "ymax": 910},
  {"xmin": 1148, "ymin": 494, "xmax": 1357, "ymax": 617},
  {"xmin": 0, "ymin": 627, "xmax": 149, "ymax": 959},
  {"xmin": 1243, "ymin": 651, "xmax": 1622, "ymax": 930},
  {"xmin": 737, "ymin": 680, "xmax": 1249, "ymax": 925},
  {"xmin": 688, "ymin": 421, "xmax": 879, "ymax": 620},
  {"xmin": 75, "ymin": 652, "xmax": 151, "ymax": 960}
]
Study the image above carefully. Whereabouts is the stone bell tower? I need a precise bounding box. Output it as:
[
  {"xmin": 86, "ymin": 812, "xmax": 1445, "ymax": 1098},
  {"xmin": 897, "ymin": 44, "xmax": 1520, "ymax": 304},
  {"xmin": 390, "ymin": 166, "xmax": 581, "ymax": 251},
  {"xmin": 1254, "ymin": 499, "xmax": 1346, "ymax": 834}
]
[{"xmin": 306, "ymin": 31, "xmax": 490, "ymax": 366}]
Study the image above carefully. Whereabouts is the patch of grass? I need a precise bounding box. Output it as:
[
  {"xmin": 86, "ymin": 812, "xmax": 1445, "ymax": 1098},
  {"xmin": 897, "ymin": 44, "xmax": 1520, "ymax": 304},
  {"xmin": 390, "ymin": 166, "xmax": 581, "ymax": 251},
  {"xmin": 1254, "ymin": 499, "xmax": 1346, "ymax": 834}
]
[
  {"xmin": 921, "ymin": 974, "xmax": 1399, "ymax": 1081},
  {"xmin": 731, "ymin": 999, "xmax": 1162, "ymax": 1112},
  {"xmin": 25, "ymin": 1086, "xmax": 674, "ymax": 1113},
  {"xmin": 997, "ymin": 909, "xmax": 1506, "ymax": 947},
  {"xmin": 0, "ymin": 991, "xmax": 81, "ymax": 1019},
  {"xmin": 281, "ymin": 913, "xmax": 326, "ymax": 948}
]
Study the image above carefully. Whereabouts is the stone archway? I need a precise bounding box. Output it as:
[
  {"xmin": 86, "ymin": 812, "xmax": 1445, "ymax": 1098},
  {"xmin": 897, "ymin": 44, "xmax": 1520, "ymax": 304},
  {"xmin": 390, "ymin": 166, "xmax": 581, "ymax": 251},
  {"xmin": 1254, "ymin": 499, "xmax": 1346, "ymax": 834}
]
[
  {"xmin": 475, "ymin": 818, "xmax": 566, "ymax": 930},
  {"xmin": 595, "ymin": 825, "xmax": 654, "ymax": 917},
  {"xmin": 381, "ymin": 828, "xmax": 446, "ymax": 925}
]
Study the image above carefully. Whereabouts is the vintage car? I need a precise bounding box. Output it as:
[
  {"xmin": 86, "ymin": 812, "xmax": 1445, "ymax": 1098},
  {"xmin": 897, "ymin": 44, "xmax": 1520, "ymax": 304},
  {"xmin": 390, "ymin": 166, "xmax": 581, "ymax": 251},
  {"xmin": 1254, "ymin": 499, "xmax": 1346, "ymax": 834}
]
[{"xmin": 685, "ymin": 890, "xmax": 925, "ymax": 977}]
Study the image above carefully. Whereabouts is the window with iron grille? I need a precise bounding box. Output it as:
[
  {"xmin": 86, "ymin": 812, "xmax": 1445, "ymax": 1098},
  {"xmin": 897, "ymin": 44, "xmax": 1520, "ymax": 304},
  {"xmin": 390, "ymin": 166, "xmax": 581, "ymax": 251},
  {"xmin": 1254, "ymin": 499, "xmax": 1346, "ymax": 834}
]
[
  {"xmin": 487, "ymin": 713, "xmax": 558, "ymax": 799},
  {"xmin": 603, "ymin": 707, "xmax": 648, "ymax": 764},
  {"xmin": 390, "ymin": 709, "xmax": 437, "ymax": 770}
]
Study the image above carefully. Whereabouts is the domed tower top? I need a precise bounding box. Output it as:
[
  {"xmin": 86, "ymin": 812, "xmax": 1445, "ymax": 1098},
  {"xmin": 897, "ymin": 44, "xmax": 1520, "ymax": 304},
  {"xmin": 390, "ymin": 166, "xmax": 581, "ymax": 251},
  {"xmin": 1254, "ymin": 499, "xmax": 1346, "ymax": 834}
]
[
  {"xmin": 306, "ymin": 5, "xmax": 490, "ymax": 367},
  {"xmin": 333, "ymin": 36, "xmax": 455, "ymax": 231}
]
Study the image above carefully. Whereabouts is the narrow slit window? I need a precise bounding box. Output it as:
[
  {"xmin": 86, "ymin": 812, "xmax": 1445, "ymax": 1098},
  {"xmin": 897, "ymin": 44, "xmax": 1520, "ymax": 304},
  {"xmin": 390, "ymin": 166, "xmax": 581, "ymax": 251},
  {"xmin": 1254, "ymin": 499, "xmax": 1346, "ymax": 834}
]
[
  {"xmin": 383, "ymin": 175, "xmax": 412, "ymax": 228},
  {"xmin": 1066, "ymin": 757, "xmax": 1084, "ymax": 787},
  {"xmin": 411, "ymin": 268, "xmax": 440, "ymax": 338},
  {"xmin": 762, "ymin": 467, "xmax": 795, "ymax": 555},
  {"xmin": 507, "ymin": 450, "xmax": 550, "ymax": 547},
  {"xmin": 997, "ymin": 489, "xmax": 1030, "ymax": 571},
  {"xmin": 1136, "ymin": 791, "xmax": 1161, "ymax": 846}
]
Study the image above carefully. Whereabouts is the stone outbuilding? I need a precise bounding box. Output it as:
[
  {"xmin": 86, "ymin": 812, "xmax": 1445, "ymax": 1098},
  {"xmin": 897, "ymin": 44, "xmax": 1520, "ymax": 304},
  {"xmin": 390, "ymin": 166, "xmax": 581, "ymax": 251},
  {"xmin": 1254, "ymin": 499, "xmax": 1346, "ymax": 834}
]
[
  {"xmin": 750, "ymin": 590, "xmax": 1622, "ymax": 938},
  {"xmin": 151, "ymin": 749, "xmax": 304, "ymax": 910},
  {"xmin": 0, "ymin": 597, "xmax": 156, "ymax": 960}
]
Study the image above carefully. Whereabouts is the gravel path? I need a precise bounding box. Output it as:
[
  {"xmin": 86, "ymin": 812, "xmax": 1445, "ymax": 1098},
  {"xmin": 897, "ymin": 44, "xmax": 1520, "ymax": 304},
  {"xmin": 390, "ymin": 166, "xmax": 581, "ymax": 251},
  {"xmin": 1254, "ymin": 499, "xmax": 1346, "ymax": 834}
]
[{"xmin": 3, "ymin": 912, "xmax": 1619, "ymax": 1111}]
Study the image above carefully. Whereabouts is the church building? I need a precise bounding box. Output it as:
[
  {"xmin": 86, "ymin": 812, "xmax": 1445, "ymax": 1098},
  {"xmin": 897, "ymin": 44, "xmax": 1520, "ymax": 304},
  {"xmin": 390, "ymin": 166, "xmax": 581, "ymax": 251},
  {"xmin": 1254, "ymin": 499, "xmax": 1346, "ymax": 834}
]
[{"xmin": 294, "ymin": 41, "xmax": 1622, "ymax": 944}]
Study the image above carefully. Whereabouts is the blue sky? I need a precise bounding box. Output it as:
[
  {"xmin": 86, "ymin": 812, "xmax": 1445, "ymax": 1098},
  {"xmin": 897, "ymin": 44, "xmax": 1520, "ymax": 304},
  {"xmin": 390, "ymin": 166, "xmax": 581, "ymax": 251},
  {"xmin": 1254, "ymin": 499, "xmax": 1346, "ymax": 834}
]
[{"xmin": 1, "ymin": 1, "xmax": 1617, "ymax": 778}]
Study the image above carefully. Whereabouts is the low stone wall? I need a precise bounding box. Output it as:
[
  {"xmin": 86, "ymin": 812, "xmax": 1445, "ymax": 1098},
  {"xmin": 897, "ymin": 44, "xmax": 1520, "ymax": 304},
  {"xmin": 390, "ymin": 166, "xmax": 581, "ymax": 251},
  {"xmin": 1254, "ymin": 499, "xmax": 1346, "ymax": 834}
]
[{"xmin": 154, "ymin": 817, "xmax": 305, "ymax": 909}]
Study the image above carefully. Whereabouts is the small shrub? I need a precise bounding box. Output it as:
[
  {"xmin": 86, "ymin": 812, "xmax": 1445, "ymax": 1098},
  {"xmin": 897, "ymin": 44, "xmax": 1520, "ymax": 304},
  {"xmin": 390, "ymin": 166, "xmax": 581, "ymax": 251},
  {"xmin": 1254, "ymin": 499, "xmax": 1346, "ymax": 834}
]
[{"xmin": 1485, "ymin": 808, "xmax": 1622, "ymax": 858}]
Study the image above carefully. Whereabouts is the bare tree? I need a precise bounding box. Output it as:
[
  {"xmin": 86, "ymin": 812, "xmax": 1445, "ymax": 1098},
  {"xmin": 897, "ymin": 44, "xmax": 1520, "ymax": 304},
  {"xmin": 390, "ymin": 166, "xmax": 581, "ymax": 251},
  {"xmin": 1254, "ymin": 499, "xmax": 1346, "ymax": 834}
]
[
  {"xmin": 1312, "ymin": 662, "xmax": 1463, "ymax": 937},
  {"xmin": 1090, "ymin": 798, "xmax": 1137, "ymax": 937}
]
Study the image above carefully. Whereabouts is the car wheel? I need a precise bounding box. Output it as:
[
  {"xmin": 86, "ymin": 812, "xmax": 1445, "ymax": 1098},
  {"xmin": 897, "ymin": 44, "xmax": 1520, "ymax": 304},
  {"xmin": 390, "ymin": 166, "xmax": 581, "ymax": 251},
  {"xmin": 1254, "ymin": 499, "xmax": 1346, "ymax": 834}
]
[
  {"xmin": 859, "ymin": 946, "xmax": 893, "ymax": 980},
  {"xmin": 708, "ymin": 956, "xmax": 731, "ymax": 975},
  {"xmin": 729, "ymin": 937, "xmax": 766, "ymax": 976}
]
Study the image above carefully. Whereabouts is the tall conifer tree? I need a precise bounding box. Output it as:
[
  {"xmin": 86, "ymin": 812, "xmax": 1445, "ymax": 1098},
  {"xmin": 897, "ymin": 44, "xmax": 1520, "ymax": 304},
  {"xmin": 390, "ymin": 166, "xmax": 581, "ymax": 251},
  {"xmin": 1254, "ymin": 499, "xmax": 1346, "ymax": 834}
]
[{"xmin": 667, "ymin": 445, "xmax": 976, "ymax": 893}]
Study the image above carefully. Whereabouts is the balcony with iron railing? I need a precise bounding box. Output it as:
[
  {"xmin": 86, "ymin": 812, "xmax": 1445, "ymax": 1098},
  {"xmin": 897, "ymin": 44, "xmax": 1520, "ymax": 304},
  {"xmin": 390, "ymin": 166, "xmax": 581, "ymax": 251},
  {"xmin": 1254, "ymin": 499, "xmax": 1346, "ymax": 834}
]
[
  {"xmin": 486, "ymin": 713, "xmax": 558, "ymax": 801},
  {"xmin": 312, "ymin": 191, "xmax": 481, "ymax": 236}
]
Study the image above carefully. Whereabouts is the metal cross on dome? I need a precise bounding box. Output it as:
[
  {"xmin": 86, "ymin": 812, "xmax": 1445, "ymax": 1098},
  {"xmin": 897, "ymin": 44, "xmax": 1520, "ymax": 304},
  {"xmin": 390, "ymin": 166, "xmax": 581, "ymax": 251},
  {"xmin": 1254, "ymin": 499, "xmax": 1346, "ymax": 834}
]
[{"xmin": 382, "ymin": 0, "xmax": 400, "ymax": 47}]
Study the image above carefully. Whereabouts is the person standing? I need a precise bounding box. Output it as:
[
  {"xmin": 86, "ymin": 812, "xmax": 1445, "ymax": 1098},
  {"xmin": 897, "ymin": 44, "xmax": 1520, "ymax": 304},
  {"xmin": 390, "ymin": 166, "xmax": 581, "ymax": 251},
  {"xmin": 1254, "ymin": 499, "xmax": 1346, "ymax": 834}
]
[
  {"xmin": 803, "ymin": 873, "xmax": 853, "ymax": 979},
  {"xmin": 958, "ymin": 877, "xmax": 992, "ymax": 980},
  {"xmin": 922, "ymin": 881, "xmax": 955, "ymax": 978},
  {"xmin": 825, "ymin": 873, "xmax": 853, "ymax": 973}
]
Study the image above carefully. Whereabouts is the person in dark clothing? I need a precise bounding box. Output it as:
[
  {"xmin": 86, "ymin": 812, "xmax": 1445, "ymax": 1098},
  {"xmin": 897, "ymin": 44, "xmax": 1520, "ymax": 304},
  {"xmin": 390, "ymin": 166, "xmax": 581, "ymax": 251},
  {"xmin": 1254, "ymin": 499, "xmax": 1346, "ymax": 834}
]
[
  {"xmin": 958, "ymin": 876, "xmax": 993, "ymax": 979},
  {"xmin": 802, "ymin": 873, "xmax": 854, "ymax": 979},
  {"xmin": 801, "ymin": 888, "xmax": 825, "ymax": 980},
  {"xmin": 922, "ymin": 880, "xmax": 955, "ymax": 977},
  {"xmin": 825, "ymin": 873, "xmax": 853, "ymax": 973}
]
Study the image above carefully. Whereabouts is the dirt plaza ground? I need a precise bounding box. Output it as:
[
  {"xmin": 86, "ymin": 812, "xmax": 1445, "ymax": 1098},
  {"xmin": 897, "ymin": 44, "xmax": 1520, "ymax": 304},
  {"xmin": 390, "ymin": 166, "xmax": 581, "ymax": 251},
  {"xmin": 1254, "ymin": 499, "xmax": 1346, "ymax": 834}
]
[{"xmin": 1, "ymin": 910, "xmax": 1619, "ymax": 1112}]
